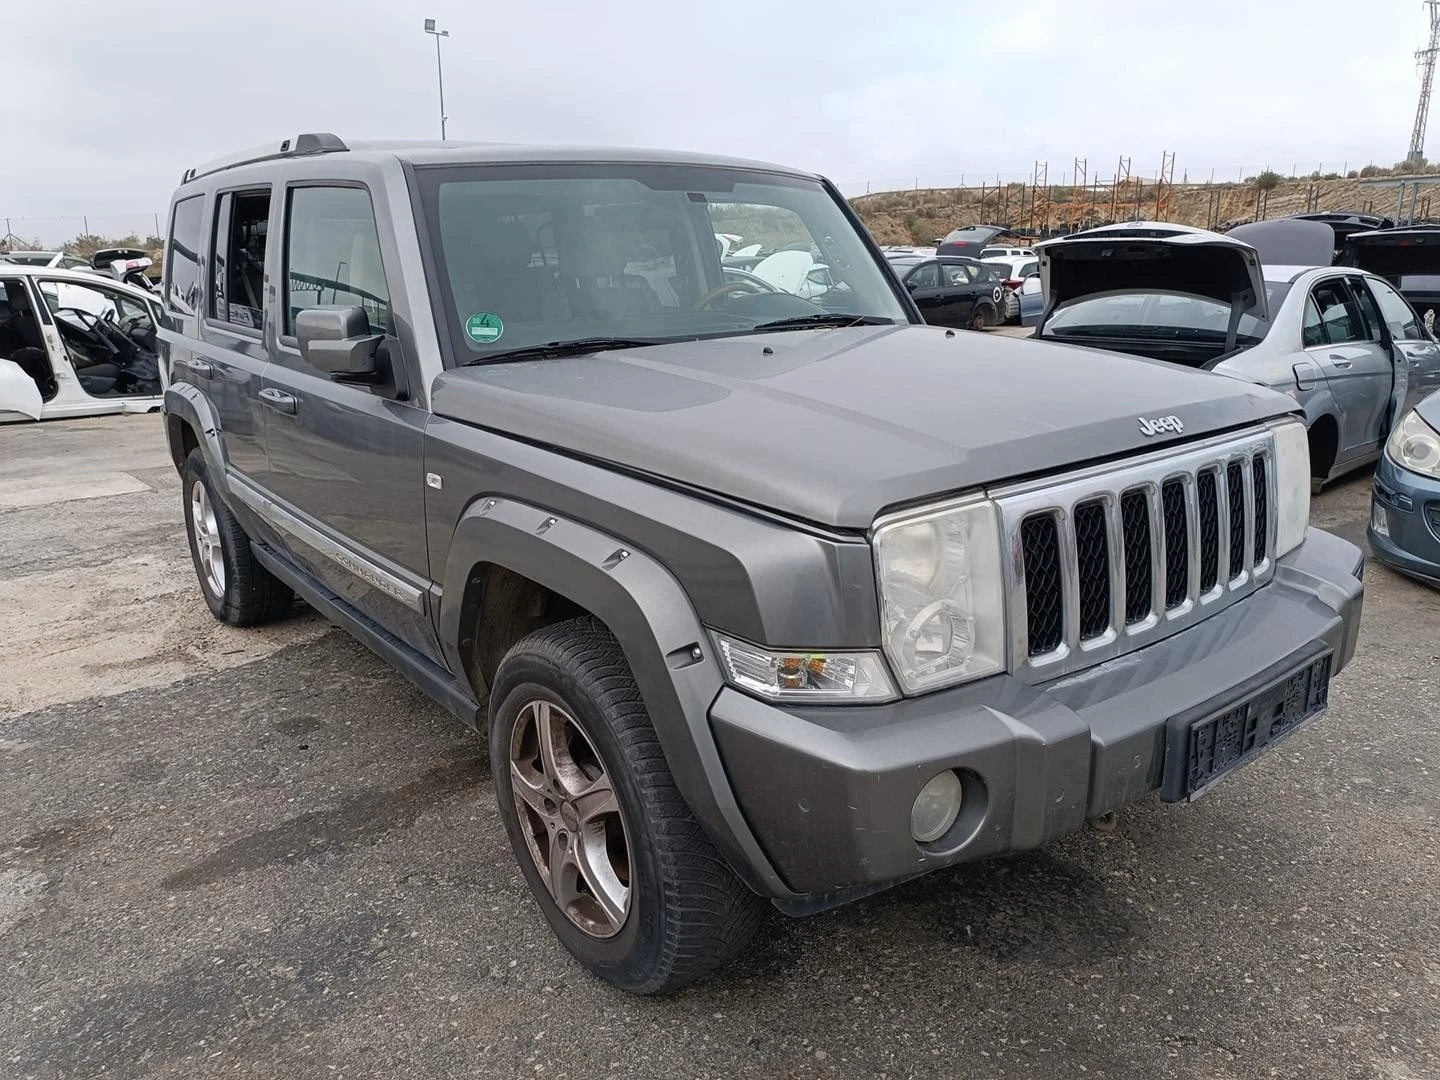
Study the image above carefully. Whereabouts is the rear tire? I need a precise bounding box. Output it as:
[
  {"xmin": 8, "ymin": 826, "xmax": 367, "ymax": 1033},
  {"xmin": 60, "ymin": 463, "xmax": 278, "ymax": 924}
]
[
  {"xmin": 969, "ymin": 304, "xmax": 993, "ymax": 332},
  {"xmin": 181, "ymin": 449, "xmax": 293, "ymax": 626},
  {"xmin": 490, "ymin": 616, "xmax": 765, "ymax": 994}
]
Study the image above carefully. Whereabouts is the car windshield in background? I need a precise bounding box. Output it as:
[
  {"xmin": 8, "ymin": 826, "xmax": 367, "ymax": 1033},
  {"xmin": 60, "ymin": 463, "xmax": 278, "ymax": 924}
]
[
  {"xmin": 414, "ymin": 163, "xmax": 909, "ymax": 362},
  {"xmin": 1045, "ymin": 285, "xmax": 1282, "ymax": 343}
]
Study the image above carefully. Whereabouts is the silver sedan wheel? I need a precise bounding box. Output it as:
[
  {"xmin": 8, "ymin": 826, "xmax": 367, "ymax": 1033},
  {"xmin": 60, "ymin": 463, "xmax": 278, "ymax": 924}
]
[
  {"xmin": 189, "ymin": 480, "xmax": 226, "ymax": 599},
  {"xmin": 509, "ymin": 699, "xmax": 631, "ymax": 939}
]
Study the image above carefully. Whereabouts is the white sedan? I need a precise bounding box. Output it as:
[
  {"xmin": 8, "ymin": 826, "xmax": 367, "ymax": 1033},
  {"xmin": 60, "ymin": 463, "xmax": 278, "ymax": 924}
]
[{"xmin": 0, "ymin": 264, "xmax": 164, "ymax": 422}]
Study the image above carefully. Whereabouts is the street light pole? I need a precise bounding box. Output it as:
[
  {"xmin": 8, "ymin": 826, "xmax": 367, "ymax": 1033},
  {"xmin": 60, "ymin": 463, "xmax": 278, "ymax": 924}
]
[{"xmin": 423, "ymin": 19, "xmax": 450, "ymax": 140}]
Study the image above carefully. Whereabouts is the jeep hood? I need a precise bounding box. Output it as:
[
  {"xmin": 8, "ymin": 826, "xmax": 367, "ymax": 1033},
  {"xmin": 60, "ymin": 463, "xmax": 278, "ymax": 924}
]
[
  {"xmin": 431, "ymin": 326, "xmax": 1295, "ymax": 529},
  {"xmin": 1036, "ymin": 223, "xmax": 1266, "ymax": 319}
]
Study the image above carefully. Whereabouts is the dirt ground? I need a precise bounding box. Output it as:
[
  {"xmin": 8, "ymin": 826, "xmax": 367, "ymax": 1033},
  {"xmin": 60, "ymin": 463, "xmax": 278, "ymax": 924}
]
[{"xmin": 2, "ymin": 413, "xmax": 1438, "ymax": 1080}]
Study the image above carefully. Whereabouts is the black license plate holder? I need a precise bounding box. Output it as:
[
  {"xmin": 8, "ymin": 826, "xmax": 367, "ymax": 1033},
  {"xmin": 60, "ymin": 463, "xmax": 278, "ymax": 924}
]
[{"xmin": 1160, "ymin": 643, "xmax": 1334, "ymax": 802}]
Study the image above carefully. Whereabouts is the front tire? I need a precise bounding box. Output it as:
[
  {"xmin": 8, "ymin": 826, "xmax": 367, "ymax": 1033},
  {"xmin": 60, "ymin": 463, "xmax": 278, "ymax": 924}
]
[
  {"xmin": 181, "ymin": 449, "xmax": 293, "ymax": 626},
  {"xmin": 490, "ymin": 617, "xmax": 765, "ymax": 994}
]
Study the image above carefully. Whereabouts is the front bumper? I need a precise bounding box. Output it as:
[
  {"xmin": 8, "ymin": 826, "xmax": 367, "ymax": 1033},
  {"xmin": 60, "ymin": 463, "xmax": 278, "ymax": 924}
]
[
  {"xmin": 1369, "ymin": 454, "xmax": 1440, "ymax": 587},
  {"xmin": 709, "ymin": 527, "xmax": 1364, "ymax": 900}
]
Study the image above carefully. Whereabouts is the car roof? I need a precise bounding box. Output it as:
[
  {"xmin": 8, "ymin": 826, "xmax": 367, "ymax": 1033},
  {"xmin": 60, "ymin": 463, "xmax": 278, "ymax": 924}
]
[
  {"xmin": 0, "ymin": 263, "xmax": 157, "ymax": 300},
  {"xmin": 0, "ymin": 250, "xmax": 61, "ymax": 258},
  {"xmin": 179, "ymin": 133, "xmax": 820, "ymax": 188}
]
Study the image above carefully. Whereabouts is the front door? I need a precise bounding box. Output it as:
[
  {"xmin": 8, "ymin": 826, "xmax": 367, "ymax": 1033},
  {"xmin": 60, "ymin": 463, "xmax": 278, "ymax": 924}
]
[
  {"xmin": 1363, "ymin": 275, "xmax": 1440, "ymax": 418},
  {"xmin": 1305, "ymin": 277, "xmax": 1393, "ymax": 462},
  {"xmin": 904, "ymin": 261, "xmax": 949, "ymax": 325},
  {"xmin": 256, "ymin": 183, "xmax": 438, "ymax": 661},
  {"xmin": 0, "ymin": 276, "xmax": 53, "ymax": 417},
  {"xmin": 32, "ymin": 275, "xmax": 163, "ymax": 405}
]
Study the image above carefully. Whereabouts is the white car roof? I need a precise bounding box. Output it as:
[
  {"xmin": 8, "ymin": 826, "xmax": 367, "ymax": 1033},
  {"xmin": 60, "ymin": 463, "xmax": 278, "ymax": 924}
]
[{"xmin": 0, "ymin": 263, "xmax": 158, "ymax": 303}]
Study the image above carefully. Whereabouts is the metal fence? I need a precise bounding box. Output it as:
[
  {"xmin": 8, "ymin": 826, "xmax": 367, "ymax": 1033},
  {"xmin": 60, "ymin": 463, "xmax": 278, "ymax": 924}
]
[{"xmin": 1, "ymin": 214, "xmax": 166, "ymax": 250}]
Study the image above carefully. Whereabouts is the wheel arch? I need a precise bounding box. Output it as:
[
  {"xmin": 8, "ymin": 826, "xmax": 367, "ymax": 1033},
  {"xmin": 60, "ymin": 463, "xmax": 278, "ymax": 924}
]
[
  {"xmin": 1307, "ymin": 411, "xmax": 1341, "ymax": 480},
  {"xmin": 163, "ymin": 383, "xmax": 226, "ymax": 488},
  {"xmin": 438, "ymin": 496, "xmax": 790, "ymax": 898}
]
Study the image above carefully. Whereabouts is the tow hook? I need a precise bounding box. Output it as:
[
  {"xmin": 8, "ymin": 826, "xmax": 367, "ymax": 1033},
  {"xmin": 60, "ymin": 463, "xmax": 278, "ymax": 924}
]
[{"xmin": 1089, "ymin": 811, "xmax": 1119, "ymax": 834}]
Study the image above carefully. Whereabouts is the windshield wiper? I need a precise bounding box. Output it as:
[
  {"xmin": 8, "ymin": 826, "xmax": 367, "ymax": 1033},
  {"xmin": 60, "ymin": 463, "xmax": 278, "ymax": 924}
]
[
  {"xmin": 749, "ymin": 313, "xmax": 897, "ymax": 333},
  {"xmin": 463, "ymin": 336, "xmax": 673, "ymax": 367}
]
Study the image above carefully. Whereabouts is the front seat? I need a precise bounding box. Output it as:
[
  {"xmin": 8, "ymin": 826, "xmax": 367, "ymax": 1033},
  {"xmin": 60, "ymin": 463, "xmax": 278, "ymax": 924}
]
[{"xmin": 561, "ymin": 227, "xmax": 662, "ymax": 319}]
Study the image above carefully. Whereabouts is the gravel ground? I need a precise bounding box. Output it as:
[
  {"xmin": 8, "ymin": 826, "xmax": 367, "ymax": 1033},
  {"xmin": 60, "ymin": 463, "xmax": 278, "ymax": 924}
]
[{"xmin": 2, "ymin": 414, "xmax": 1438, "ymax": 1080}]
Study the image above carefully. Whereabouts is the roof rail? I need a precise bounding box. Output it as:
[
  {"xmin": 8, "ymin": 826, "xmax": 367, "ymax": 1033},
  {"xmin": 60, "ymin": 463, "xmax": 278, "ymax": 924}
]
[{"xmin": 181, "ymin": 133, "xmax": 348, "ymax": 184}]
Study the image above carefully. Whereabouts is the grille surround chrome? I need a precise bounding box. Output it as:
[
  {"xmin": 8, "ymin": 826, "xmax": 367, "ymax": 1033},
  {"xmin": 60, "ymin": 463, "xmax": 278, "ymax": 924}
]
[{"xmin": 993, "ymin": 428, "xmax": 1277, "ymax": 683}]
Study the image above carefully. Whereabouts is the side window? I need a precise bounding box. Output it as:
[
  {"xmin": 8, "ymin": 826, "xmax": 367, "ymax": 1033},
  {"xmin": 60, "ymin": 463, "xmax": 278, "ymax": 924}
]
[
  {"xmin": 1366, "ymin": 277, "xmax": 1425, "ymax": 341},
  {"xmin": 211, "ymin": 189, "xmax": 270, "ymax": 330},
  {"xmin": 1020, "ymin": 260, "xmax": 1039, "ymax": 278},
  {"xmin": 1347, "ymin": 277, "xmax": 1384, "ymax": 341},
  {"xmin": 165, "ymin": 195, "xmax": 204, "ymax": 316},
  {"xmin": 1302, "ymin": 296, "xmax": 1325, "ymax": 348},
  {"xmin": 943, "ymin": 263, "xmax": 975, "ymax": 286},
  {"xmin": 284, "ymin": 186, "xmax": 391, "ymax": 336},
  {"xmin": 1311, "ymin": 280, "xmax": 1363, "ymax": 345},
  {"xmin": 906, "ymin": 262, "xmax": 939, "ymax": 289}
]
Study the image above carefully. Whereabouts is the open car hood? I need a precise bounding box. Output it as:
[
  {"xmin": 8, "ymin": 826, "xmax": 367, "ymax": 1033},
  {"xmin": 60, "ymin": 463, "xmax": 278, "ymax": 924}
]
[
  {"xmin": 1035, "ymin": 222, "xmax": 1267, "ymax": 320},
  {"xmin": 1227, "ymin": 218, "xmax": 1337, "ymax": 268}
]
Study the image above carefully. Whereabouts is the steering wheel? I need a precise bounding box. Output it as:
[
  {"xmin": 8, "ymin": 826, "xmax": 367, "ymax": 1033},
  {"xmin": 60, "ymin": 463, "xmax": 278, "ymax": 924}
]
[
  {"xmin": 691, "ymin": 280, "xmax": 768, "ymax": 310},
  {"xmin": 55, "ymin": 307, "xmax": 123, "ymax": 357}
]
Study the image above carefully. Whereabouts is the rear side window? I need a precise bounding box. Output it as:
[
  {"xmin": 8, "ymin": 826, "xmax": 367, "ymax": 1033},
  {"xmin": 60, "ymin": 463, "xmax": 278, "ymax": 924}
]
[
  {"xmin": 165, "ymin": 195, "xmax": 204, "ymax": 316},
  {"xmin": 1302, "ymin": 297, "xmax": 1325, "ymax": 348},
  {"xmin": 943, "ymin": 263, "xmax": 975, "ymax": 285},
  {"xmin": 211, "ymin": 189, "xmax": 270, "ymax": 330},
  {"xmin": 1366, "ymin": 277, "xmax": 1425, "ymax": 341},
  {"xmin": 283, "ymin": 186, "xmax": 391, "ymax": 335}
]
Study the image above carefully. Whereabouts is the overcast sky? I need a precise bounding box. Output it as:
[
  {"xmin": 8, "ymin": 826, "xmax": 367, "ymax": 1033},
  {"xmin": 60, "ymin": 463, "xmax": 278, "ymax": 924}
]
[{"xmin": 2, "ymin": 0, "xmax": 1432, "ymax": 235}]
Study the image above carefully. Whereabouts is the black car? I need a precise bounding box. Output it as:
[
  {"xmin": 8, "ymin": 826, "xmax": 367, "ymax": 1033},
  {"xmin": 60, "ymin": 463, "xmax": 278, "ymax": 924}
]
[{"xmin": 888, "ymin": 254, "xmax": 1004, "ymax": 330}]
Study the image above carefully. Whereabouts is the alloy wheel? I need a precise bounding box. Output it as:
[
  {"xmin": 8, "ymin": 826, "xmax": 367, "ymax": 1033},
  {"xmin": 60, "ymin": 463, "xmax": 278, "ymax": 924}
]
[
  {"xmin": 190, "ymin": 480, "xmax": 226, "ymax": 598},
  {"xmin": 509, "ymin": 698, "xmax": 632, "ymax": 938}
]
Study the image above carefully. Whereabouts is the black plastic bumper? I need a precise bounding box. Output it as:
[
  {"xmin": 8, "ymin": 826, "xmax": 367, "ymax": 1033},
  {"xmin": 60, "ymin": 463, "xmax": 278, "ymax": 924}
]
[{"xmin": 709, "ymin": 528, "xmax": 1364, "ymax": 899}]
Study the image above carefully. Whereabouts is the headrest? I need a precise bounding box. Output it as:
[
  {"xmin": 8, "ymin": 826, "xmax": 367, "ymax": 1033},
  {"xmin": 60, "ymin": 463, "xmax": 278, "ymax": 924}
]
[{"xmin": 565, "ymin": 226, "xmax": 630, "ymax": 279}]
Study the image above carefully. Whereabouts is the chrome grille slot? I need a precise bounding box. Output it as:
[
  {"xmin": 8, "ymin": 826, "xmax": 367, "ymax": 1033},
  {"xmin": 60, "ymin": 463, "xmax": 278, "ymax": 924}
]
[{"xmin": 999, "ymin": 428, "xmax": 1278, "ymax": 682}]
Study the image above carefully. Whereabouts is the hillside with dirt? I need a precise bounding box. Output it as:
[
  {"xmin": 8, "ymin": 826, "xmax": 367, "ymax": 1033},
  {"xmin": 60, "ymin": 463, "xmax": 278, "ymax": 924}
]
[{"xmin": 851, "ymin": 174, "xmax": 1427, "ymax": 246}]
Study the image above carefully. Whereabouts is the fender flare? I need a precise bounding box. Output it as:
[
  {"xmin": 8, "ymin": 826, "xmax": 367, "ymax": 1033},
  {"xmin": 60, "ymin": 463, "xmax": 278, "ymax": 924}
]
[
  {"xmin": 438, "ymin": 495, "xmax": 792, "ymax": 898},
  {"xmin": 163, "ymin": 383, "xmax": 228, "ymax": 494}
]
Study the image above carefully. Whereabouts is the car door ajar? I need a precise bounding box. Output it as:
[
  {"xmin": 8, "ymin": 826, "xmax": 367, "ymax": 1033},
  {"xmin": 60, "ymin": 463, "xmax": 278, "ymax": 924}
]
[
  {"xmin": 903, "ymin": 261, "xmax": 950, "ymax": 325},
  {"xmin": 1306, "ymin": 278, "xmax": 1392, "ymax": 461},
  {"xmin": 257, "ymin": 182, "xmax": 439, "ymax": 662},
  {"xmin": 1364, "ymin": 275, "xmax": 1440, "ymax": 417}
]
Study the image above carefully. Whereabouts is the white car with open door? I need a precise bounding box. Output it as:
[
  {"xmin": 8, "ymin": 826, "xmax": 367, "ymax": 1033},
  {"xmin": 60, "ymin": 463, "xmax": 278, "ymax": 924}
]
[
  {"xmin": 0, "ymin": 264, "xmax": 165, "ymax": 423},
  {"xmin": 1032, "ymin": 220, "xmax": 1440, "ymax": 489}
]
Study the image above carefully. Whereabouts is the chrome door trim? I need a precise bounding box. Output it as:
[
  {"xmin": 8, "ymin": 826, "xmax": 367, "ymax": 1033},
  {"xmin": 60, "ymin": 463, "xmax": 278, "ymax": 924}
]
[{"xmin": 227, "ymin": 472, "xmax": 427, "ymax": 613}]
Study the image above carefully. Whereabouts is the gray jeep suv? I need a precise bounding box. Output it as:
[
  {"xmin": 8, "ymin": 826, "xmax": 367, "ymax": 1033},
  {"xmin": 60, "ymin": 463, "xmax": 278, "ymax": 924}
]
[{"xmin": 158, "ymin": 134, "xmax": 1365, "ymax": 994}]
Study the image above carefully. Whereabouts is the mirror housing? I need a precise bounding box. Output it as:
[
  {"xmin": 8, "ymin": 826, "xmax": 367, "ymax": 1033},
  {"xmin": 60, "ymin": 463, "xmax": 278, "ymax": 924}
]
[{"xmin": 295, "ymin": 306, "xmax": 382, "ymax": 376}]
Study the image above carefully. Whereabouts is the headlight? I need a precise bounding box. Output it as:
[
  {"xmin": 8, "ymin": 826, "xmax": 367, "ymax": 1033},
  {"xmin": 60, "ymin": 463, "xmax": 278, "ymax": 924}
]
[
  {"xmin": 1386, "ymin": 408, "xmax": 1440, "ymax": 478},
  {"xmin": 873, "ymin": 497, "xmax": 1006, "ymax": 694},
  {"xmin": 713, "ymin": 635, "xmax": 897, "ymax": 703},
  {"xmin": 1267, "ymin": 417, "xmax": 1310, "ymax": 558}
]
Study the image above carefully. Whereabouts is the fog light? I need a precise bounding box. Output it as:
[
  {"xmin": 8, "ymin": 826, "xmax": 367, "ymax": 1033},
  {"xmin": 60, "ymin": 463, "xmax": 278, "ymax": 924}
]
[
  {"xmin": 910, "ymin": 771, "xmax": 963, "ymax": 843},
  {"xmin": 1371, "ymin": 501, "xmax": 1390, "ymax": 539}
]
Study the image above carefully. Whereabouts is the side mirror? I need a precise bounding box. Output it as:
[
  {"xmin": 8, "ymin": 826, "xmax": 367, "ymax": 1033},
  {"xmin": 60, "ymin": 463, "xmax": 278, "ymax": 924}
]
[{"xmin": 295, "ymin": 305, "xmax": 382, "ymax": 377}]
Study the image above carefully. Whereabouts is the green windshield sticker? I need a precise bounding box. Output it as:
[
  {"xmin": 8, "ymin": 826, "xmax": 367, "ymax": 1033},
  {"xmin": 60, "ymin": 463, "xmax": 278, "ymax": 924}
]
[{"xmin": 464, "ymin": 312, "xmax": 504, "ymax": 344}]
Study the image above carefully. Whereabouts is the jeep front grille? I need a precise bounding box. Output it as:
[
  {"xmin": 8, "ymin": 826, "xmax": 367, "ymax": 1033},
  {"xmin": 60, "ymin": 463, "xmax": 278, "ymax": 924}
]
[{"xmin": 994, "ymin": 429, "xmax": 1277, "ymax": 682}]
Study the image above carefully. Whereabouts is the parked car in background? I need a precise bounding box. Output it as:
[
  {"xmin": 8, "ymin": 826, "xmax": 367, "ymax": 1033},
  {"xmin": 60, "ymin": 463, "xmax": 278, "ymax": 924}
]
[
  {"xmin": 0, "ymin": 249, "xmax": 94, "ymax": 271},
  {"xmin": 979, "ymin": 246, "xmax": 1032, "ymax": 260},
  {"xmin": 1347, "ymin": 225, "xmax": 1440, "ymax": 325},
  {"xmin": 1369, "ymin": 389, "xmax": 1440, "ymax": 586},
  {"xmin": 983, "ymin": 254, "xmax": 1042, "ymax": 325},
  {"xmin": 936, "ymin": 224, "xmax": 1019, "ymax": 257},
  {"xmin": 1033, "ymin": 221, "xmax": 1440, "ymax": 489},
  {"xmin": 0, "ymin": 263, "xmax": 163, "ymax": 421},
  {"xmin": 1289, "ymin": 211, "xmax": 1394, "ymax": 265},
  {"xmin": 886, "ymin": 252, "xmax": 1004, "ymax": 330}
]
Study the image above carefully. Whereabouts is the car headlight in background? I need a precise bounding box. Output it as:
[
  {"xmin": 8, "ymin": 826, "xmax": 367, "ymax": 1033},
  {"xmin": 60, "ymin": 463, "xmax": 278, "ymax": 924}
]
[
  {"xmin": 713, "ymin": 635, "xmax": 898, "ymax": 703},
  {"xmin": 1385, "ymin": 408, "xmax": 1440, "ymax": 479},
  {"xmin": 1267, "ymin": 417, "xmax": 1310, "ymax": 558},
  {"xmin": 873, "ymin": 497, "xmax": 1006, "ymax": 694}
]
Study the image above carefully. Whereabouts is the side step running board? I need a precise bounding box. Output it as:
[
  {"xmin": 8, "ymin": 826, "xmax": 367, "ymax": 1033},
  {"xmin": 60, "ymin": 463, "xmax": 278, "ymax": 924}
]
[{"xmin": 252, "ymin": 541, "xmax": 483, "ymax": 729}]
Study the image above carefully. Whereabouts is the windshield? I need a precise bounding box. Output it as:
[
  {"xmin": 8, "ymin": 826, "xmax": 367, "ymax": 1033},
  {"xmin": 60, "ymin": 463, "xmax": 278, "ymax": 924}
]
[
  {"xmin": 1044, "ymin": 285, "xmax": 1283, "ymax": 342},
  {"xmin": 416, "ymin": 163, "xmax": 910, "ymax": 361}
]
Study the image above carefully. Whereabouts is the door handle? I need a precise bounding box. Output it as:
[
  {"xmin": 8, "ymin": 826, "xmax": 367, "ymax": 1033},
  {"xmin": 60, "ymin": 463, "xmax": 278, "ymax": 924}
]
[
  {"xmin": 258, "ymin": 387, "xmax": 297, "ymax": 414},
  {"xmin": 1327, "ymin": 354, "xmax": 1352, "ymax": 367},
  {"xmin": 183, "ymin": 357, "xmax": 214, "ymax": 378}
]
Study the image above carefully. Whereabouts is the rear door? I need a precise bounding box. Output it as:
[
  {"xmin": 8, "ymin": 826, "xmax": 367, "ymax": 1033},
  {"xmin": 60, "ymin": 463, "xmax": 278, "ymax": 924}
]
[
  {"xmin": 1362, "ymin": 275, "xmax": 1440, "ymax": 417},
  {"xmin": 1305, "ymin": 277, "xmax": 1392, "ymax": 461},
  {"xmin": 200, "ymin": 186, "xmax": 273, "ymax": 479},
  {"xmin": 257, "ymin": 181, "xmax": 437, "ymax": 660},
  {"xmin": 939, "ymin": 260, "xmax": 983, "ymax": 324}
]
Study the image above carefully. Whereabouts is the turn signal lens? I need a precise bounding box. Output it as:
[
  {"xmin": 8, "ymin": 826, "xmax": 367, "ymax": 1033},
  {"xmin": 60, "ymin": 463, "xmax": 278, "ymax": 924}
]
[{"xmin": 713, "ymin": 635, "xmax": 898, "ymax": 703}]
